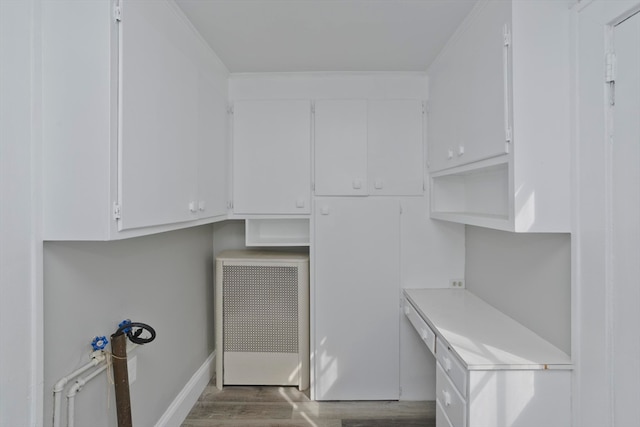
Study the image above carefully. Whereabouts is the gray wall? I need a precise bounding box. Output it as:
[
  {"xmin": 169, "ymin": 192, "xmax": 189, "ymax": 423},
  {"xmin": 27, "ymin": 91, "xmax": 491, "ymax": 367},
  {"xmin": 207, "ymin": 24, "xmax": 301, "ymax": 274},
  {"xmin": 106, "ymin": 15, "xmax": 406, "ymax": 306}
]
[
  {"xmin": 465, "ymin": 226, "xmax": 571, "ymax": 354},
  {"xmin": 212, "ymin": 220, "xmax": 247, "ymax": 260},
  {"xmin": 44, "ymin": 225, "xmax": 214, "ymax": 427}
]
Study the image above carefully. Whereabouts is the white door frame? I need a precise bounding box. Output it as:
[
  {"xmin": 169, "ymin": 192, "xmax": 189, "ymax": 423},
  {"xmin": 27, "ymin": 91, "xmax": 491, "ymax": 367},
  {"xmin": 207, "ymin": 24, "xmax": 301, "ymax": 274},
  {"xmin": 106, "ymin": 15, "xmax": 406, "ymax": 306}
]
[{"xmin": 573, "ymin": 1, "xmax": 640, "ymax": 426}]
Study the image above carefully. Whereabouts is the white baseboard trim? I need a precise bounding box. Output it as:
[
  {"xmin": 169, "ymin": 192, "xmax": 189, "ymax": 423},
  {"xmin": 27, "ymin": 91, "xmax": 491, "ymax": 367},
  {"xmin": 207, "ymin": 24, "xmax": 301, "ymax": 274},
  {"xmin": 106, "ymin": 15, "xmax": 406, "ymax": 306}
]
[{"xmin": 154, "ymin": 351, "xmax": 215, "ymax": 427}]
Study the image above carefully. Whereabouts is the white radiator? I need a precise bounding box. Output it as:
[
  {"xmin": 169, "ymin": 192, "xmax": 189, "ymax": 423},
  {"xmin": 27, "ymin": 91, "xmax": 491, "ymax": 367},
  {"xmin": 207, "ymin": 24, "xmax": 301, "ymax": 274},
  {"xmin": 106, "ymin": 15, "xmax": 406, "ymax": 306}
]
[{"xmin": 215, "ymin": 250, "xmax": 309, "ymax": 390}]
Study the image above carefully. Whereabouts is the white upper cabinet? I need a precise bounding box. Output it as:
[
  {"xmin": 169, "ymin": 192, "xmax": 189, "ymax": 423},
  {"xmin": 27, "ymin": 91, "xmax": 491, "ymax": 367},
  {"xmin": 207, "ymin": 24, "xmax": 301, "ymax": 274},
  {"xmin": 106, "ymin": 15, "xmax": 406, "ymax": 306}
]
[
  {"xmin": 42, "ymin": 0, "xmax": 229, "ymax": 240},
  {"xmin": 428, "ymin": 1, "xmax": 509, "ymax": 173},
  {"xmin": 314, "ymin": 100, "xmax": 368, "ymax": 196},
  {"xmin": 368, "ymin": 99, "xmax": 424, "ymax": 195},
  {"xmin": 232, "ymin": 99, "xmax": 311, "ymax": 215},
  {"xmin": 427, "ymin": 0, "xmax": 571, "ymax": 232},
  {"xmin": 314, "ymin": 99, "xmax": 424, "ymax": 196},
  {"xmin": 118, "ymin": 0, "xmax": 199, "ymax": 230}
]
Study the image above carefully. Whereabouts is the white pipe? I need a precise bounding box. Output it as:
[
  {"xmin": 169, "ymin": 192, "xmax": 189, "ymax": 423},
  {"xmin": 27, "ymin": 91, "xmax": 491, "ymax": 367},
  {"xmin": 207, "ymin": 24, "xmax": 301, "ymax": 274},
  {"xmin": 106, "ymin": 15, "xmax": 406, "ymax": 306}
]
[
  {"xmin": 66, "ymin": 363, "xmax": 108, "ymax": 427},
  {"xmin": 52, "ymin": 352, "xmax": 105, "ymax": 427}
]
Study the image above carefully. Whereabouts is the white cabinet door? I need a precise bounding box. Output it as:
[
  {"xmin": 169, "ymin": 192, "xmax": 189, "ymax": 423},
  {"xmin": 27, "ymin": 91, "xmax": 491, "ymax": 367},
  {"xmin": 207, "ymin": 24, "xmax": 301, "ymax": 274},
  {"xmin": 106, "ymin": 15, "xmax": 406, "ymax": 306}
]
[
  {"xmin": 197, "ymin": 72, "xmax": 228, "ymax": 219},
  {"xmin": 314, "ymin": 100, "xmax": 368, "ymax": 196},
  {"xmin": 314, "ymin": 99, "xmax": 424, "ymax": 196},
  {"xmin": 428, "ymin": 1, "xmax": 510, "ymax": 173},
  {"xmin": 118, "ymin": 0, "xmax": 199, "ymax": 230},
  {"xmin": 314, "ymin": 198, "xmax": 400, "ymax": 400},
  {"xmin": 368, "ymin": 99, "xmax": 424, "ymax": 195},
  {"xmin": 233, "ymin": 100, "xmax": 311, "ymax": 214}
]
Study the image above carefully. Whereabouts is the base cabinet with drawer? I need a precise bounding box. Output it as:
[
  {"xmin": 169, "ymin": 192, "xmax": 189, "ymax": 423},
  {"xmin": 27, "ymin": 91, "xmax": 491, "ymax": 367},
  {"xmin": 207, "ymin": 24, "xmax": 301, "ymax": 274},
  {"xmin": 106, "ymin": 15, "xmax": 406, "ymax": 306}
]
[{"xmin": 404, "ymin": 289, "xmax": 572, "ymax": 427}]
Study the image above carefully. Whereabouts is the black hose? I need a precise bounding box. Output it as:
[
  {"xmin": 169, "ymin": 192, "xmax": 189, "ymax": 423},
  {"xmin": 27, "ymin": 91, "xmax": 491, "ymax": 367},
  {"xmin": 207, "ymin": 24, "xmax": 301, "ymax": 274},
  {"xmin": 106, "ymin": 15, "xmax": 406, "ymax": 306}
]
[{"xmin": 112, "ymin": 322, "xmax": 156, "ymax": 345}]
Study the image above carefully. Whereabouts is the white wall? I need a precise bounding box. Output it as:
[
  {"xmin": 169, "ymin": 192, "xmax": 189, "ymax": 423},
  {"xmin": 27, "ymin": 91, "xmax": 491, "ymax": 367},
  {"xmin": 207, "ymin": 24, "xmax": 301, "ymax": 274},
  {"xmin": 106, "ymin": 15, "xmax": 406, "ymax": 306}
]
[
  {"xmin": 465, "ymin": 226, "xmax": 571, "ymax": 354},
  {"xmin": 43, "ymin": 225, "xmax": 214, "ymax": 427},
  {"xmin": 0, "ymin": 0, "xmax": 43, "ymax": 425}
]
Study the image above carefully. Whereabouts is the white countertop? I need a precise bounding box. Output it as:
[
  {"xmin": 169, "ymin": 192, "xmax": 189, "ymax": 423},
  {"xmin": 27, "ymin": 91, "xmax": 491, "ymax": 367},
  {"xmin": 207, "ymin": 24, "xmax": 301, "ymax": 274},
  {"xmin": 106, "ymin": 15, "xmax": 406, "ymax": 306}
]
[{"xmin": 404, "ymin": 288, "xmax": 572, "ymax": 370}]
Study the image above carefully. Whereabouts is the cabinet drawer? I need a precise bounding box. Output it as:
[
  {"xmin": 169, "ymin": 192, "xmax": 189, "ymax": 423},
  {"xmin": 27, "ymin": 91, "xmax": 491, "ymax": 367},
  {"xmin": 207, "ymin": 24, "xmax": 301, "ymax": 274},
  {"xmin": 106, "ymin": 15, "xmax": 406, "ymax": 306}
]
[
  {"xmin": 436, "ymin": 362, "xmax": 466, "ymax": 427},
  {"xmin": 404, "ymin": 299, "xmax": 436, "ymax": 355},
  {"xmin": 436, "ymin": 336, "xmax": 467, "ymax": 397}
]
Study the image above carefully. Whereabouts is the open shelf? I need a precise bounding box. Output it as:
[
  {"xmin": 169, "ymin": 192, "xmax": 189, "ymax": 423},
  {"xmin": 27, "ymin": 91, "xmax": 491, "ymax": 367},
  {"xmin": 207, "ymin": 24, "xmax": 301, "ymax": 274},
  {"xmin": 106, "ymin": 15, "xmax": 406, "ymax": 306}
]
[
  {"xmin": 245, "ymin": 218, "xmax": 310, "ymax": 247},
  {"xmin": 430, "ymin": 157, "xmax": 512, "ymax": 230}
]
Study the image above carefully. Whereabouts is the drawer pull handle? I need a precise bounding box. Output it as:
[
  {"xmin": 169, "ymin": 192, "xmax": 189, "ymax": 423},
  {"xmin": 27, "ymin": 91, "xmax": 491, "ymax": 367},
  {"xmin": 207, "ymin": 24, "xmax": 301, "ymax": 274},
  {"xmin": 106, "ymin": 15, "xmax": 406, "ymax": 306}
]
[
  {"xmin": 442, "ymin": 390, "xmax": 452, "ymax": 406},
  {"xmin": 443, "ymin": 357, "xmax": 452, "ymax": 372}
]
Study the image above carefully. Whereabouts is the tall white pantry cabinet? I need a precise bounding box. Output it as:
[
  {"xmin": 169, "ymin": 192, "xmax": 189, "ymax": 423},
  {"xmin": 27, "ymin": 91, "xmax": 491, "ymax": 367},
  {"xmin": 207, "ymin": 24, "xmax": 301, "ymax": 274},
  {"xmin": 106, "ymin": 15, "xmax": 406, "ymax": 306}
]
[
  {"xmin": 42, "ymin": 0, "xmax": 229, "ymax": 240},
  {"xmin": 314, "ymin": 198, "xmax": 400, "ymax": 400}
]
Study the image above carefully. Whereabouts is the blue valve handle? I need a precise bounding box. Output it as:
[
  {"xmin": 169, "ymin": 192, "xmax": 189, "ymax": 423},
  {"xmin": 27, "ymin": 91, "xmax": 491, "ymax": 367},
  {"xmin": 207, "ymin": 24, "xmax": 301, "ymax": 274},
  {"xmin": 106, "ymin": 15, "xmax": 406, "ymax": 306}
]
[
  {"xmin": 118, "ymin": 319, "xmax": 132, "ymax": 334},
  {"xmin": 91, "ymin": 336, "xmax": 109, "ymax": 351}
]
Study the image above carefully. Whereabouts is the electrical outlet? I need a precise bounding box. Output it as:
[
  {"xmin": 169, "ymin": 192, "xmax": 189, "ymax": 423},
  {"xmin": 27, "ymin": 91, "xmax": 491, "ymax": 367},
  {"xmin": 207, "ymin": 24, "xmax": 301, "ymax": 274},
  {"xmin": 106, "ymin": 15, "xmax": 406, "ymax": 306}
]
[
  {"xmin": 449, "ymin": 279, "xmax": 465, "ymax": 288},
  {"xmin": 128, "ymin": 355, "xmax": 137, "ymax": 384}
]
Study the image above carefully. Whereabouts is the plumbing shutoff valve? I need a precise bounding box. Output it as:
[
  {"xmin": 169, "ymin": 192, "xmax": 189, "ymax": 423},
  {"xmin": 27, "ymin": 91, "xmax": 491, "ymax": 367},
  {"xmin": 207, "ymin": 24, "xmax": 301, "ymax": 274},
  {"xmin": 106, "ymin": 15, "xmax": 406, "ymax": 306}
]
[
  {"xmin": 118, "ymin": 319, "xmax": 132, "ymax": 334},
  {"xmin": 91, "ymin": 336, "xmax": 109, "ymax": 351}
]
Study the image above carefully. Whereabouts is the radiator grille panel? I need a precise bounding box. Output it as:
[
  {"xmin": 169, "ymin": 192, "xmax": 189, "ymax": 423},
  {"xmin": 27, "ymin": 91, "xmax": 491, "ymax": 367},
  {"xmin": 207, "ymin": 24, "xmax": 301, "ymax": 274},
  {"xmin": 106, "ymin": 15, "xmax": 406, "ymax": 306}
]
[{"xmin": 223, "ymin": 265, "xmax": 298, "ymax": 353}]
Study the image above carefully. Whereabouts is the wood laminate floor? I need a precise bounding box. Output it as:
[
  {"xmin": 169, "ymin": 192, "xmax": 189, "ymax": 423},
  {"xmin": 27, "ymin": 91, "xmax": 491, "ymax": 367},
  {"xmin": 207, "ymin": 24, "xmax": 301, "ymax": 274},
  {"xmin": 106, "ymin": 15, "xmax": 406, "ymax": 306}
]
[{"xmin": 182, "ymin": 382, "xmax": 436, "ymax": 427}]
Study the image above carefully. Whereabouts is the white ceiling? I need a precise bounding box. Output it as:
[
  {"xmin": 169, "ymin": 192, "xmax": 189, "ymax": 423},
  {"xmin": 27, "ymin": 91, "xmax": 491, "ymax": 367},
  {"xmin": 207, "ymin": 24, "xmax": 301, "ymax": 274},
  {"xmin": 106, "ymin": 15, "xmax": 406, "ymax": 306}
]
[{"xmin": 175, "ymin": 0, "xmax": 478, "ymax": 73}]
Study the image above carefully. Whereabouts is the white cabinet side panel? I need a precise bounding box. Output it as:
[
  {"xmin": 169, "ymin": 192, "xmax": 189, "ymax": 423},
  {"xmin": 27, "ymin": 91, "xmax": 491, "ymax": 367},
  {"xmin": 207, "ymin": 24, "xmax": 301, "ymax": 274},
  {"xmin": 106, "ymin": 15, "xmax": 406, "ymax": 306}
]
[
  {"xmin": 468, "ymin": 370, "xmax": 571, "ymax": 427},
  {"xmin": 511, "ymin": 0, "xmax": 571, "ymax": 232}
]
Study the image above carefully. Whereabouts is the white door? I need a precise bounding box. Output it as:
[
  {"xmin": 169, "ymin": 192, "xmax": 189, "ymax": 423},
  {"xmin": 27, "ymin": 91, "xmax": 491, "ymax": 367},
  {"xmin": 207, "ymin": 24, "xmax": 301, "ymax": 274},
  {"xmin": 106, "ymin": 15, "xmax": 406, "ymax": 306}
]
[
  {"xmin": 314, "ymin": 198, "xmax": 400, "ymax": 400},
  {"xmin": 233, "ymin": 100, "xmax": 311, "ymax": 214},
  {"xmin": 368, "ymin": 99, "xmax": 424, "ymax": 195},
  {"xmin": 118, "ymin": 0, "xmax": 198, "ymax": 230},
  {"xmin": 314, "ymin": 100, "xmax": 368, "ymax": 196},
  {"xmin": 611, "ymin": 12, "xmax": 640, "ymax": 426}
]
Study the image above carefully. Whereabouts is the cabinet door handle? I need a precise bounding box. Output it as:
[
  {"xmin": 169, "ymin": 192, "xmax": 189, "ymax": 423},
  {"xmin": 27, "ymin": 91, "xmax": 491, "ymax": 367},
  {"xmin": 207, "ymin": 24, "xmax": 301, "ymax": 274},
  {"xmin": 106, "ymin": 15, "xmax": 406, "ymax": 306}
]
[
  {"xmin": 352, "ymin": 179, "xmax": 362, "ymax": 190},
  {"xmin": 442, "ymin": 390, "xmax": 452, "ymax": 407},
  {"xmin": 443, "ymin": 356, "xmax": 452, "ymax": 372},
  {"xmin": 296, "ymin": 198, "xmax": 305, "ymax": 208},
  {"xmin": 189, "ymin": 202, "xmax": 197, "ymax": 213}
]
